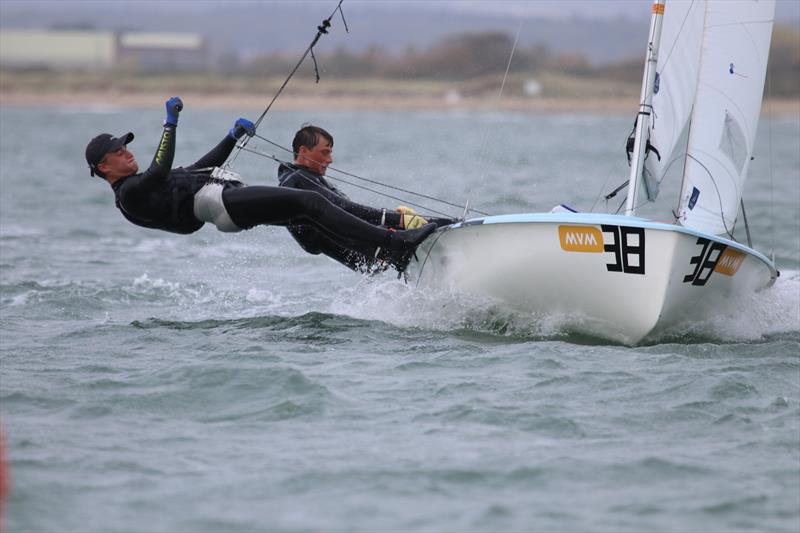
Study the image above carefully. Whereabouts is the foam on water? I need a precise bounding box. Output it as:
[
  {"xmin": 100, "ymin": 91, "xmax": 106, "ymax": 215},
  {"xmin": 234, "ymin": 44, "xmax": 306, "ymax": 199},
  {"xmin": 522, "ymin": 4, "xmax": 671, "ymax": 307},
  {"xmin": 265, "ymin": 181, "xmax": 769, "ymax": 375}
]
[
  {"xmin": 326, "ymin": 269, "xmax": 800, "ymax": 344},
  {"xmin": 651, "ymin": 270, "xmax": 800, "ymax": 343},
  {"xmin": 0, "ymin": 224, "xmax": 45, "ymax": 239}
]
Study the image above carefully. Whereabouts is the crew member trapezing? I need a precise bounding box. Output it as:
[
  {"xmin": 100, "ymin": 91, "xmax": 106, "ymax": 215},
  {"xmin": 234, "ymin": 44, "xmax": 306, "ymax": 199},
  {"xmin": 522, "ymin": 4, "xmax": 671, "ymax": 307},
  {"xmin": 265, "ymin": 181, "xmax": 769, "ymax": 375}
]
[
  {"xmin": 279, "ymin": 125, "xmax": 455, "ymax": 273},
  {"xmin": 85, "ymin": 97, "xmax": 436, "ymax": 266}
]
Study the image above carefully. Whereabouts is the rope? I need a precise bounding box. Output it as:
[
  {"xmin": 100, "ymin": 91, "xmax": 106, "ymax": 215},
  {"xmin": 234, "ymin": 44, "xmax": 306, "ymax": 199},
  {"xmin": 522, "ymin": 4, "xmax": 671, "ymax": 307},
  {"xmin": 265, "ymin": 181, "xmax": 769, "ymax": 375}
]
[
  {"xmin": 325, "ymin": 165, "xmax": 488, "ymax": 217},
  {"xmin": 239, "ymin": 137, "xmax": 482, "ymax": 218},
  {"xmin": 497, "ymin": 21, "xmax": 521, "ymax": 101},
  {"xmin": 236, "ymin": 143, "xmax": 461, "ymax": 219},
  {"xmin": 685, "ymin": 153, "xmax": 737, "ymax": 240},
  {"xmin": 473, "ymin": 20, "xmax": 522, "ymax": 194},
  {"xmin": 741, "ymin": 198, "xmax": 752, "ymax": 248},
  {"xmin": 219, "ymin": 0, "xmax": 481, "ymax": 219},
  {"xmin": 767, "ymin": 65, "xmax": 776, "ymax": 263},
  {"xmin": 227, "ymin": 1, "xmax": 347, "ymax": 168},
  {"xmin": 252, "ymin": 1, "xmax": 346, "ymax": 130},
  {"xmin": 591, "ymin": 169, "xmax": 624, "ymax": 212},
  {"xmin": 253, "ymin": 134, "xmax": 489, "ymax": 216}
]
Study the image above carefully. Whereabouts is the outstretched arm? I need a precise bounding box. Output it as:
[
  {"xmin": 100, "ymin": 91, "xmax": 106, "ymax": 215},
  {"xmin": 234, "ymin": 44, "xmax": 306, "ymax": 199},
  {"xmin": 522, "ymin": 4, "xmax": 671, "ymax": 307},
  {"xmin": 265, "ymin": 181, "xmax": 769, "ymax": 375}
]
[
  {"xmin": 139, "ymin": 97, "xmax": 182, "ymax": 189},
  {"xmin": 186, "ymin": 117, "xmax": 256, "ymax": 170},
  {"xmin": 315, "ymin": 185, "xmax": 399, "ymax": 226},
  {"xmin": 282, "ymin": 168, "xmax": 403, "ymax": 226},
  {"xmin": 186, "ymin": 136, "xmax": 237, "ymax": 171}
]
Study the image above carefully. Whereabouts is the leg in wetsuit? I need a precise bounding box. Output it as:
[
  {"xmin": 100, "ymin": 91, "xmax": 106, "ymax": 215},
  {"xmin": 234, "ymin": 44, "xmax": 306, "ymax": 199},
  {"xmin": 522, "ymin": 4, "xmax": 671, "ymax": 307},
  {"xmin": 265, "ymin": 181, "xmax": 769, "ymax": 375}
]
[{"xmin": 221, "ymin": 185, "xmax": 433, "ymax": 256}]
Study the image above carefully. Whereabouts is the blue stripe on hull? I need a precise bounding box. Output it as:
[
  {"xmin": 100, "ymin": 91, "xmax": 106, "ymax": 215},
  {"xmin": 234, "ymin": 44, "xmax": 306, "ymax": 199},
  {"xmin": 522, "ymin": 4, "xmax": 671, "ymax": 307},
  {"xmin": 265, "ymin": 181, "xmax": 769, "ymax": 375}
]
[{"xmin": 451, "ymin": 213, "xmax": 776, "ymax": 276}]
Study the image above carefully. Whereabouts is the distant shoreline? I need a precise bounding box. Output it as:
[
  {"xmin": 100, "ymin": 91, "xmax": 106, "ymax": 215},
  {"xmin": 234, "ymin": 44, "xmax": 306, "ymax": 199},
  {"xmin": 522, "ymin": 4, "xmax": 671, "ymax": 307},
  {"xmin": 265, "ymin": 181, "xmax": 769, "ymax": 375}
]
[{"xmin": 2, "ymin": 90, "xmax": 798, "ymax": 115}]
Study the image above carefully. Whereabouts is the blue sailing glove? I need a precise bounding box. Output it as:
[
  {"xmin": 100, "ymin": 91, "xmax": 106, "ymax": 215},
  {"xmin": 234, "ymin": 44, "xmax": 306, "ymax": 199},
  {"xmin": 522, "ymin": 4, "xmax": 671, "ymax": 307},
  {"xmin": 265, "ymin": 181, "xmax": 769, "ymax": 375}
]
[
  {"xmin": 165, "ymin": 96, "xmax": 183, "ymax": 126},
  {"xmin": 229, "ymin": 117, "xmax": 256, "ymax": 140}
]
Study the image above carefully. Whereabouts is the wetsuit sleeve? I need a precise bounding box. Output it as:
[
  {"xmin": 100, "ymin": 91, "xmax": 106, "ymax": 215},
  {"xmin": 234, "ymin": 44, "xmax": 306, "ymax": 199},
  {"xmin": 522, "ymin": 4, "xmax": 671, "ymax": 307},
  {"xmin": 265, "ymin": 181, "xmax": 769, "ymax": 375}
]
[
  {"xmin": 185, "ymin": 135, "xmax": 237, "ymax": 171},
  {"xmin": 282, "ymin": 169, "xmax": 402, "ymax": 227},
  {"xmin": 138, "ymin": 125, "xmax": 176, "ymax": 190}
]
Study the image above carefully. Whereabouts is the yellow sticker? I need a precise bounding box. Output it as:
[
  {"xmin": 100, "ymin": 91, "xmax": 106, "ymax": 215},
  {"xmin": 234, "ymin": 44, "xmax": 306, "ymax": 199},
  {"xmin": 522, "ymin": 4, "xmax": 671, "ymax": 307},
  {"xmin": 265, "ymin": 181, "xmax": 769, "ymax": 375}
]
[
  {"xmin": 714, "ymin": 248, "xmax": 746, "ymax": 276},
  {"xmin": 559, "ymin": 225, "xmax": 604, "ymax": 252}
]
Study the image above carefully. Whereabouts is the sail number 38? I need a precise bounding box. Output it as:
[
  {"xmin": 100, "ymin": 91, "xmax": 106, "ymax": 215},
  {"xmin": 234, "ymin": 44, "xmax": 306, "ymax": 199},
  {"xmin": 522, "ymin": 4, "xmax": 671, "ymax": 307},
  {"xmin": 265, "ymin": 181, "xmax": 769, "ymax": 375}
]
[
  {"xmin": 558, "ymin": 224, "xmax": 646, "ymax": 275},
  {"xmin": 601, "ymin": 225, "xmax": 645, "ymax": 275}
]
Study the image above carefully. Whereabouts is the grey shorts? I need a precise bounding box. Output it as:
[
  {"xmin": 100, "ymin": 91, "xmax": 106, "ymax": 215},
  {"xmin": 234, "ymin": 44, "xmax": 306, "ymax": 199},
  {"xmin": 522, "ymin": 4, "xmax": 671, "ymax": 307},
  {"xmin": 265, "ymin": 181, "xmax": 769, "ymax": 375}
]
[{"xmin": 193, "ymin": 182, "xmax": 241, "ymax": 233}]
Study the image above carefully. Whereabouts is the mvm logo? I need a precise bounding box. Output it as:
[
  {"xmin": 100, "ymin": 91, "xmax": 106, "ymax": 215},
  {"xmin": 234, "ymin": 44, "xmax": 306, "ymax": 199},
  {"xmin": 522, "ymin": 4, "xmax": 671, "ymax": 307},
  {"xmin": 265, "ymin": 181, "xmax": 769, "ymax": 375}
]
[
  {"xmin": 558, "ymin": 225, "xmax": 604, "ymax": 252},
  {"xmin": 714, "ymin": 248, "xmax": 746, "ymax": 276}
]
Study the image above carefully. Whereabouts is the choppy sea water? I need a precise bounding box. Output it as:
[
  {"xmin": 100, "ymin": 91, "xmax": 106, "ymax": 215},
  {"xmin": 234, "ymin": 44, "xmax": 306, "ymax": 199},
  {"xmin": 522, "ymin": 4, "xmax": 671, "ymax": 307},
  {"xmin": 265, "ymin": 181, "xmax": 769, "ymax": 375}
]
[{"xmin": 1, "ymin": 105, "xmax": 798, "ymax": 532}]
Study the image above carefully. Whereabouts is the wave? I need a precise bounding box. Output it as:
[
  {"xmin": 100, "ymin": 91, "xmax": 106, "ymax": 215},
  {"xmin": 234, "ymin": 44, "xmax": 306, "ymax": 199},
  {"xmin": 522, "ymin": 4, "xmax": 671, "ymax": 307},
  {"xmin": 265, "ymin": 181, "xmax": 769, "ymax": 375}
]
[
  {"xmin": 4, "ymin": 262, "xmax": 797, "ymax": 346},
  {"xmin": 327, "ymin": 270, "xmax": 800, "ymax": 345},
  {"xmin": 648, "ymin": 270, "xmax": 800, "ymax": 344}
]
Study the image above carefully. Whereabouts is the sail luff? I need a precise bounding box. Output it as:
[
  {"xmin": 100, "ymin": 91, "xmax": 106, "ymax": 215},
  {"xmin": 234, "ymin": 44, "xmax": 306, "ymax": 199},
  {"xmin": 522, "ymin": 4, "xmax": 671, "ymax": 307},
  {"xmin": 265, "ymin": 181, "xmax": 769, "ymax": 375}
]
[{"xmin": 642, "ymin": 0, "xmax": 707, "ymax": 216}]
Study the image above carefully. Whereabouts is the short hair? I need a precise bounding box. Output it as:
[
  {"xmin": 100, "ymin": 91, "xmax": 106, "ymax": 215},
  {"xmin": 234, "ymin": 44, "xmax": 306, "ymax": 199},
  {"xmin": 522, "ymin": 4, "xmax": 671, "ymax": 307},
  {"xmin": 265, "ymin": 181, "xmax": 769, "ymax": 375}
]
[{"xmin": 292, "ymin": 125, "xmax": 333, "ymax": 158}]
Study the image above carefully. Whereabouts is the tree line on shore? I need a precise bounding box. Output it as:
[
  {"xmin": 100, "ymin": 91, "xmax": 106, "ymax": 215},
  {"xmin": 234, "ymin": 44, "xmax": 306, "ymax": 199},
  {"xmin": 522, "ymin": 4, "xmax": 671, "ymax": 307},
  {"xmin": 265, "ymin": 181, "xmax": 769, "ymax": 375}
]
[
  {"xmin": 230, "ymin": 27, "xmax": 799, "ymax": 97},
  {"xmin": 1, "ymin": 27, "xmax": 796, "ymax": 99}
]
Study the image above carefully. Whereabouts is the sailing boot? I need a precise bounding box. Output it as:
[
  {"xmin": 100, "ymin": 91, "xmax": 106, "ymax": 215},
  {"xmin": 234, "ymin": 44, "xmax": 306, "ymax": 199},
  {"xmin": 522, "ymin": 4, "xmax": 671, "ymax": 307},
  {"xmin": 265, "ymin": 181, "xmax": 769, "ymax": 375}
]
[{"xmin": 383, "ymin": 222, "xmax": 437, "ymax": 272}]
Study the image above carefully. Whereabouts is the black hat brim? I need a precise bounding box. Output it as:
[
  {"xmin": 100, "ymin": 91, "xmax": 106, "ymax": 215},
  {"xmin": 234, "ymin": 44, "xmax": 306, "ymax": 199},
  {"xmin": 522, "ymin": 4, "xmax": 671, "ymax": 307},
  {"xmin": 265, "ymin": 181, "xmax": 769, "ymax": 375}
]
[{"xmin": 109, "ymin": 132, "xmax": 135, "ymax": 151}]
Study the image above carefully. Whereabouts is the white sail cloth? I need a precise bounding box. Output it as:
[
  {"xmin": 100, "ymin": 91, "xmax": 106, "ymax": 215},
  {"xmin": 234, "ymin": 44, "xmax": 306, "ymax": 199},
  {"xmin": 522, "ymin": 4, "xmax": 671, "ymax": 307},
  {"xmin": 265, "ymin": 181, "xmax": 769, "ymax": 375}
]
[{"xmin": 643, "ymin": 0, "xmax": 775, "ymax": 236}]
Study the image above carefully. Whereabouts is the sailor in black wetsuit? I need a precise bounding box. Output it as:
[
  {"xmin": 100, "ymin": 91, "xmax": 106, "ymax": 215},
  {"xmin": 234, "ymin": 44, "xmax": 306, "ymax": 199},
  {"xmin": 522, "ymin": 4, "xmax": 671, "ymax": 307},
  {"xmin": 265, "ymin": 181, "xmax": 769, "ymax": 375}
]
[
  {"xmin": 279, "ymin": 125, "xmax": 455, "ymax": 272},
  {"xmin": 85, "ymin": 97, "xmax": 436, "ymax": 264}
]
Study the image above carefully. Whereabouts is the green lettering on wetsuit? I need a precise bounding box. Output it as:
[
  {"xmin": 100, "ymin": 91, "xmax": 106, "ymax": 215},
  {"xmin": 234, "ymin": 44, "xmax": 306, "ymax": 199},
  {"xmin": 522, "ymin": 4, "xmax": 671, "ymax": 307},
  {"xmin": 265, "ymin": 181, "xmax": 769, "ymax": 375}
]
[{"xmin": 155, "ymin": 129, "xmax": 173, "ymax": 166}]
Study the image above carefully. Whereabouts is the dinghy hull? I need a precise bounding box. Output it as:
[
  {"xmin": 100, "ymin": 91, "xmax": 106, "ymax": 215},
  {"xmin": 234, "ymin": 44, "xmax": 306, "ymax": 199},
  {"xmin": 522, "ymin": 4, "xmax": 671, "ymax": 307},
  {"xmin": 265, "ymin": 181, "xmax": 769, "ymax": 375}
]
[{"xmin": 408, "ymin": 213, "xmax": 777, "ymax": 344}]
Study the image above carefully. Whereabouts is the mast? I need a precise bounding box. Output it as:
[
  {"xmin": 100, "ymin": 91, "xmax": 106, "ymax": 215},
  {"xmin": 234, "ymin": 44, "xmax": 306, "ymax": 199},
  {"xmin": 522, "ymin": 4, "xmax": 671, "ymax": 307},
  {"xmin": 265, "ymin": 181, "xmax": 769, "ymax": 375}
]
[{"xmin": 625, "ymin": 0, "xmax": 666, "ymax": 216}]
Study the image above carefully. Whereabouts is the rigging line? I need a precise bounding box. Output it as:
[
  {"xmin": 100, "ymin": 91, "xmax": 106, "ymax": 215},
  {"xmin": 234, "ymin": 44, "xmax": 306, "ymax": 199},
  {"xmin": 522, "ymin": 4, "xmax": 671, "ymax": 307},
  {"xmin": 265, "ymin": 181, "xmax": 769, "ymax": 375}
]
[
  {"xmin": 741, "ymin": 198, "xmax": 752, "ymax": 248},
  {"xmin": 235, "ymin": 144, "xmax": 458, "ymax": 219},
  {"xmin": 600, "ymin": 123, "xmax": 638, "ymax": 206},
  {"xmin": 475, "ymin": 19, "xmax": 523, "ymax": 185},
  {"xmin": 324, "ymin": 164, "xmax": 489, "ymax": 216},
  {"xmin": 253, "ymin": 133, "xmax": 490, "ymax": 216},
  {"xmin": 591, "ymin": 167, "xmax": 623, "ymax": 212},
  {"xmin": 227, "ymin": 0, "xmax": 346, "ymax": 169},
  {"xmin": 475, "ymin": 19, "xmax": 522, "ymax": 154},
  {"xmin": 411, "ymin": 226, "xmax": 451, "ymax": 288},
  {"xmin": 252, "ymin": 0, "xmax": 345, "ymax": 130},
  {"xmin": 767, "ymin": 65, "xmax": 775, "ymax": 263},
  {"xmin": 685, "ymin": 153, "xmax": 737, "ymax": 240},
  {"xmin": 613, "ymin": 195, "xmax": 627, "ymax": 215},
  {"xmin": 497, "ymin": 20, "xmax": 522, "ymax": 100},
  {"xmin": 655, "ymin": 0, "xmax": 695, "ymax": 84}
]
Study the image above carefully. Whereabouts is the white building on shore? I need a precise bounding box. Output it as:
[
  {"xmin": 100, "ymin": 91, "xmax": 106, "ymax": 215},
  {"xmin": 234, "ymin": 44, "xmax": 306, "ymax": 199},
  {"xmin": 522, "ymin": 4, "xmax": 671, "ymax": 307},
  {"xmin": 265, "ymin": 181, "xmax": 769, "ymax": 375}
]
[{"xmin": 0, "ymin": 29, "xmax": 207, "ymax": 71}]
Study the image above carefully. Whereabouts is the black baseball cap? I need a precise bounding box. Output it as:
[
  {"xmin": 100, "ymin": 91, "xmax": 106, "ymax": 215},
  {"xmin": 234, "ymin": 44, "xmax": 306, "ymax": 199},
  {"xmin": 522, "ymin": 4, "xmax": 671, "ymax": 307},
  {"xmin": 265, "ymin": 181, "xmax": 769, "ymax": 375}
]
[{"xmin": 86, "ymin": 132, "xmax": 134, "ymax": 177}]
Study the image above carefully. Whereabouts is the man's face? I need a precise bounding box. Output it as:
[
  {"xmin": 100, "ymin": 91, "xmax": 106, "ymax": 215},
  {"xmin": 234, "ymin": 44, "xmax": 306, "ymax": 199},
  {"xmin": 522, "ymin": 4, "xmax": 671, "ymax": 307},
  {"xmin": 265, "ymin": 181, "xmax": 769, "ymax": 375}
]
[
  {"xmin": 298, "ymin": 138, "xmax": 332, "ymax": 175},
  {"xmin": 98, "ymin": 146, "xmax": 138, "ymax": 179}
]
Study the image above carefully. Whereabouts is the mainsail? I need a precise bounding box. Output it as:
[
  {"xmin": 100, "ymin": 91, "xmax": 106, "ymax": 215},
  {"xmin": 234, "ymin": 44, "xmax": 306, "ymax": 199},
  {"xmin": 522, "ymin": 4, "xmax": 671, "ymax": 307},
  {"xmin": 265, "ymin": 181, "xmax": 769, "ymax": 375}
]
[{"xmin": 641, "ymin": 0, "xmax": 775, "ymax": 236}]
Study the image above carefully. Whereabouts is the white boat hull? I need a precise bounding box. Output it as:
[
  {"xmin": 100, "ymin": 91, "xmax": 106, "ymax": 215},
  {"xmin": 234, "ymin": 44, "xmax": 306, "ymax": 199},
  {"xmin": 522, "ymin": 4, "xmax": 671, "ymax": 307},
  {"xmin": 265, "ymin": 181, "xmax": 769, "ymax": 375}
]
[{"xmin": 407, "ymin": 213, "xmax": 777, "ymax": 344}]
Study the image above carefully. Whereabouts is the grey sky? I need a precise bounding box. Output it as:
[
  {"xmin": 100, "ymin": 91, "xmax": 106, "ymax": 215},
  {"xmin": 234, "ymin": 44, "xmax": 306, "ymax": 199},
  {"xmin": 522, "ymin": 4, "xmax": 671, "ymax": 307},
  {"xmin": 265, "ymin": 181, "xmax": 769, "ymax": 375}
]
[
  {"xmin": 1, "ymin": 0, "xmax": 798, "ymax": 20},
  {"xmin": 1, "ymin": 1, "xmax": 797, "ymax": 65}
]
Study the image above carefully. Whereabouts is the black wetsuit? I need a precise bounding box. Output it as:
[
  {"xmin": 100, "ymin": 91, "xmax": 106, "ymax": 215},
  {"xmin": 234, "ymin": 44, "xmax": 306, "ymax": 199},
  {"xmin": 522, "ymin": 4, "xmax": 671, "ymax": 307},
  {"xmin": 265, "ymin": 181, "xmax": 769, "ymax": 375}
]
[
  {"xmin": 109, "ymin": 125, "xmax": 421, "ymax": 258},
  {"xmin": 111, "ymin": 125, "xmax": 229, "ymax": 234},
  {"xmin": 278, "ymin": 162, "xmax": 454, "ymax": 272}
]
